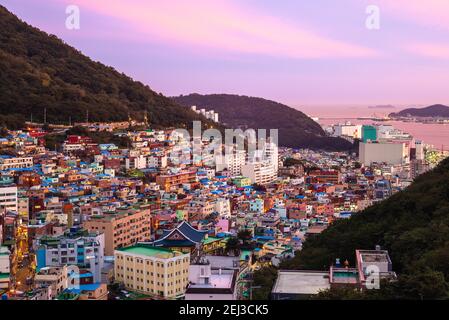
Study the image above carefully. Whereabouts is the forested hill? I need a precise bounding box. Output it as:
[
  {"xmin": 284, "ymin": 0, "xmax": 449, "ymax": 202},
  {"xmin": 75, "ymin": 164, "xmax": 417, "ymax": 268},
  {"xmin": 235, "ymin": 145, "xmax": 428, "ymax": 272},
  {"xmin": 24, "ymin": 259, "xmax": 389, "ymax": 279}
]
[
  {"xmin": 281, "ymin": 156, "xmax": 449, "ymax": 299},
  {"xmin": 389, "ymin": 104, "xmax": 449, "ymax": 118},
  {"xmin": 0, "ymin": 5, "xmax": 210, "ymax": 129},
  {"xmin": 173, "ymin": 94, "xmax": 353, "ymax": 151}
]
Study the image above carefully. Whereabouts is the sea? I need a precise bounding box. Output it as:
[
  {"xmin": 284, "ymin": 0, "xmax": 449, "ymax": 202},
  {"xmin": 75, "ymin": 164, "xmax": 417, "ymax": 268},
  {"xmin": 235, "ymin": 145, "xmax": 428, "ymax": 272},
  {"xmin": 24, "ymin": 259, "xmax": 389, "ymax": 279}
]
[{"xmin": 294, "ymin": 105, "xmax": 449, "ymax": 151}]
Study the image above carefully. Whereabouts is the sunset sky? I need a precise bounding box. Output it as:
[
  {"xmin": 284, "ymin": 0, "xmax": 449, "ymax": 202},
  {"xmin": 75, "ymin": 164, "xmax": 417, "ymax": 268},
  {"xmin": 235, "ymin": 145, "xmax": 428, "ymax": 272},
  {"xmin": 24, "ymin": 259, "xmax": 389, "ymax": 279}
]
[{"xmin": 2, "ymin": 0, "xmax": 449, "ymax": 108}]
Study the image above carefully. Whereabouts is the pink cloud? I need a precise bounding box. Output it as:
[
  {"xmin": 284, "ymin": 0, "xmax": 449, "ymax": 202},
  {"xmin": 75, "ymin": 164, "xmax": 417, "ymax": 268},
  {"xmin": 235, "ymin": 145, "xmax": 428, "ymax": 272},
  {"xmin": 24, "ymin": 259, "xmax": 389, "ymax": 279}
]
[
  {"xmin": 378, "ymin": 0, "xmax": 449, "ymax": 31},
  {"xmin": 406, "ymin": 42, "xmax": 449, "ymax": 59},
  {"xmin": 56, "ymin": 0, "xmax": 377, "ymax": 59}
]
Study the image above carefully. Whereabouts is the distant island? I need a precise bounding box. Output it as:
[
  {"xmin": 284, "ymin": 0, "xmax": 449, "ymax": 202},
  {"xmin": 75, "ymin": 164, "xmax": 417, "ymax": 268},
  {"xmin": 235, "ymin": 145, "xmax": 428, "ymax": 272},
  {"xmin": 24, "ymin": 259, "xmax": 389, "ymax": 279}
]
[
  {"xmin": 390, "ymin": 104, "xmax": 449, "ymax": 118},
  {"xmin": 368, "ymin": 105, "xmax": 396, "ymax": 109}
]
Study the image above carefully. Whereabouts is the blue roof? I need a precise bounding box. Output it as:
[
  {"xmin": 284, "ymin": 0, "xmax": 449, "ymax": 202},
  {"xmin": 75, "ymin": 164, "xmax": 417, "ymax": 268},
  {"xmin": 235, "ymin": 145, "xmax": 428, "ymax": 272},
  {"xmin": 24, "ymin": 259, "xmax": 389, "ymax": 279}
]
[
  {"xmin": 67, "ymin": 283, "xmax": 101, "ymax": 293},
  {"xmin": 153, "ymin": 221, "xmax": 207, "ymax": 246},
  {"xmin": 255, "ymin": 235, "xmax": 275, "ymax": 241}
]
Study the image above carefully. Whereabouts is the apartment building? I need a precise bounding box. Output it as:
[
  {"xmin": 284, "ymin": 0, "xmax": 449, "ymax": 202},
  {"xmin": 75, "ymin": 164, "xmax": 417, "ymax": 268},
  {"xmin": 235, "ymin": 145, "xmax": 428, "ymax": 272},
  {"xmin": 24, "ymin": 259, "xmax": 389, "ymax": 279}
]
[
  {"xmin": 114, "ymin": 245, "xmax": 190, "ymax": 299},
  {"xmin": 186, "ymin": 257, "xmax": 238, "ymax": 300},
  {"xmin": 84, "ymin": 204, "xmax": 151, "ymax": 256},
  {"xmin": 147, "ymin": 154, "xmax": 168, "ymax": 169},
  {"xmin": 125, "ymin": 155, "xmax": 147, "ymax": 170},
  {"xmin": 187, "ymin": 198, "xmax": 216, "ymax": 221},
  {"xmin": 0, "ymin": 156, "xmax": 33, "ymax": 170},
  {"xmin": 308, "ymin": 170, "xmax": 342, "ymax": 184},
  {"xmin": 34, "ymin": 266, "xmax": 69, "ymax": 299},
  {"xmin": 216, "ymin": 150, "xmax": 246, "ymax": 176},
  {"xmin": 35, "ymin": 228, "xmax": 105, "ymax": 283},
  {"xmin": 0, "ymin": 246, "xmax": 10, "ymax": 290},
  {"xmin": 156, "ymin": 171, "xmax": 197, "ymax": 192},
  {"xmin": 0, "ymin": 184, "xmax": 18, "ymax": 212},
  {"xmin": 241, "ymin": 161, "xmax": 277, "ymax": 185}
]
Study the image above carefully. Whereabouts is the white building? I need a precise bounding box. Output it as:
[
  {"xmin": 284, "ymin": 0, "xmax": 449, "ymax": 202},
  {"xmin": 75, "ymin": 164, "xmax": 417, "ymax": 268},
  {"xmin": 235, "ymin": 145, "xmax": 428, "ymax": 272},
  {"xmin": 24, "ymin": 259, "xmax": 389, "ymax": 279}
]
[
  {"xmin": 34, "ymin": 266, "xmax": 69, "ymax": 299},
  {"xmin": 216, "ymin": 150, "xmax": 246, "ymax": 176},
  {"xmin": 333, "ymin": 123, "xmax": 362, "ymax": 139},
  {"xmin": 242, "ymin": 141, "xmax": 279, "ymax": 185},
  {"xmin": 125, "ymin": 155, "xmax": 147, "ymax": 170},
  {"xmin": 185, "ymin": 259, "xmax": 238, "ymax": 300},
  {"xmin": 35, "ymin": 231, "xmax": 105, "ymax": 283},
  {"xmin": 359, "ymin": 142, "xmax": 408, "ymax": 166},
  {"xmin": 0, "ymin": 246, "xmax": 11, "ymax": 290},
  {"xmin": 191, "ymin": 105, "xmax": 219, "ymax": 123},
  {"xmin": 62, "ymin": 143, "xmax": 84, "ymax": 153},
  {"xmin": 242, "ymin": 161, "xmax": 277, "ymax": 185},
  {"xmin": 0, "ymin": 156, "xmax": 33, "ymax": 170},
  {"xmin": 415, "ymin": 140, "xmax": 424, "ymax": 161},
  {"xmin": 147, "ymin": 155, "xmax": 168, "ymax": 168},
  {"xmin": 0, "ymin": 184, "xmax": 18, "ymax": 212},
  {"xmin": 215, "ymin": 198, "xmax": 231, "ymax": 218}
]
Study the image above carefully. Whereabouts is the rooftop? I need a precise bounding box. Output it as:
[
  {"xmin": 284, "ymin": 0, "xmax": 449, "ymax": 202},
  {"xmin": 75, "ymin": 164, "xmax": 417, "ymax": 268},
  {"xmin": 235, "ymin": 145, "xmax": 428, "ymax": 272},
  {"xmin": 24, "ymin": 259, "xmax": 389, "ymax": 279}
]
[
  {"xmin": 116, "ymin": 245, "xmax": 184, "ymax": 259},
  {"xmin": 272, "ymin": 270, "xmax": 330, "ymax": 295},
  {"xmin": 358, "ymin": 250, "xmax": 391, "ymax": 263}
]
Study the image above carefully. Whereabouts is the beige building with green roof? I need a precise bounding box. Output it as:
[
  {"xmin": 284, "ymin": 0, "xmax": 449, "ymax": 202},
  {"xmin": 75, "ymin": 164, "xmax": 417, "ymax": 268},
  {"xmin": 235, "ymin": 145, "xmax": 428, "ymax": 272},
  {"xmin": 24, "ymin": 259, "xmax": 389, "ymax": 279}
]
[{"xmin": 114, "ymin": 245, "xmax": 190, "ymax": 299}]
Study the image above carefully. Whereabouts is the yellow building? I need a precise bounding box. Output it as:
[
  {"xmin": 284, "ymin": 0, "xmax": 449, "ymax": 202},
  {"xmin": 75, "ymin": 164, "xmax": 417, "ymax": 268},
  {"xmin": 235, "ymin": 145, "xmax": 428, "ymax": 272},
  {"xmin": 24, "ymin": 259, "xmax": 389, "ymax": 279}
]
[{"xmin": 114, "ymin": 245, "xmax": 190, "ymax": 299}]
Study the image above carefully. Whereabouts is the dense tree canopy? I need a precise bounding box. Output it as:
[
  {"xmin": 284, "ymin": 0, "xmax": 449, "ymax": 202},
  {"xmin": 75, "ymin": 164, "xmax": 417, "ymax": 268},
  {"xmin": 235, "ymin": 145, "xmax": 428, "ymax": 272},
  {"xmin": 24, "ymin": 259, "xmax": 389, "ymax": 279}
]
[
  {"xmin": 173, "ymin": 94, "xmax": 353, "ymax": 151},
  {"xmin": 280, "ymin": 157, "xmax": 449, "ymax": 299},
  {"xmin": 0, "ymin": 5, "xmax": 215, "ymax": 130}
]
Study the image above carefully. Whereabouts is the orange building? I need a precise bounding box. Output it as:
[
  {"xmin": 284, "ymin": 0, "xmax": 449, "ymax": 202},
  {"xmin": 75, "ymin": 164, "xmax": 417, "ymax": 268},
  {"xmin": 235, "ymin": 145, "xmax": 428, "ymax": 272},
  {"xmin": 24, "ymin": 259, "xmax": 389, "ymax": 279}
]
[
  {"xmin": 84, "ymin": 204, "xmax": 151, "ymax": 256},
  {"xmin": 156, "ymin": 171, "xmax": 197, "ymax": 192}
]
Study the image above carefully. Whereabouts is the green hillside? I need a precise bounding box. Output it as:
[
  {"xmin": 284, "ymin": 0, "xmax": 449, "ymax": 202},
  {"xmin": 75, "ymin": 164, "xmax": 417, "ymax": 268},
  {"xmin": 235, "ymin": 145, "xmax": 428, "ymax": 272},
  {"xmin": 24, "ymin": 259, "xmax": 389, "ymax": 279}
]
[
  {"xmin": 0, "ymin": 5, "xmax": 210, "ymax": 129},
  {"xmin": 280, "ymin": 157, "xmax": 449, "ymax": 299},
  {"xmin": 173, "ymin": 93, "xmax": 353, "ymax": 151}
]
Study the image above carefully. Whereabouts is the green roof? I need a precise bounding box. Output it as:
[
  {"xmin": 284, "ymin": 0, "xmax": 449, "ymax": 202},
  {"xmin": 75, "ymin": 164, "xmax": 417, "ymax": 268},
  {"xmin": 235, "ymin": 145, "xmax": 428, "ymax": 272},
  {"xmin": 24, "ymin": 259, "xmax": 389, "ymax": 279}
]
[
  {"xmin": 240, "ymin": 250, "xmax": 252, "ymax": 261},
  {"xmin": 0, "ymin": 273, "xmax": 10, "ymax": 279},
  {"xmin": 117, "ymin": 245, "xmax": 182, "ymax": 259},
  {"xmin": 202, "ymin": 236, "xmax": 223, "ymax": 245}
]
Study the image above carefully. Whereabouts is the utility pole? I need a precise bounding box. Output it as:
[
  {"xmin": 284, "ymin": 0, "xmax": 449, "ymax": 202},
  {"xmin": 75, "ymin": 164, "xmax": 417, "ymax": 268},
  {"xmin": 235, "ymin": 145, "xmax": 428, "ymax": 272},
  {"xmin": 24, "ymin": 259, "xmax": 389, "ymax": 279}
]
[
  {"xmin": 86, "ymin": 110, "xmax": 89, "ymax": 124},
  {"xmin": 43, "ymin": 108, "xmax": 47, "ymax": 124}
]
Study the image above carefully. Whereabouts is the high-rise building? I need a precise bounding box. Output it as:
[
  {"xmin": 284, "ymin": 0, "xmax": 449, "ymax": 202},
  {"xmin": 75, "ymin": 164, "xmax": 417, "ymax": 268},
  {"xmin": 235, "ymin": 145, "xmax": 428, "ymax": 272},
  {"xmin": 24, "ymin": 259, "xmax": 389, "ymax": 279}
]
[
  {"xmin": 241, "ymin": 161, "xmax": 277, "ymax": 185},
  {"xmin": 359, "ymin": 142, "xmax": 407, "ymax": 166},
  {"xmin": 362, "ymin": 125, "xmax": 377, "ymax": 142},
  {"xmin": 241, "ymin": 140, "xmax": 279, "ymax": 185},
  {"xmin": 415, "ymin": 140, "xmax": 424, "ymax": 161},
  {"xmin": 215, "ymin": 149, "xmax": 246, "ymax": 176}
]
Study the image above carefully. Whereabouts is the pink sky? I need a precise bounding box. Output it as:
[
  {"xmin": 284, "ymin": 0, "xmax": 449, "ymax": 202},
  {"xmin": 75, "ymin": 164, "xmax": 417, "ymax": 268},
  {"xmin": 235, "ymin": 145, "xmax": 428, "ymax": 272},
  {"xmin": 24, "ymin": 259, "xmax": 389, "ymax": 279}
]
[{"xmin": 2, "ymin": 0, "xmax": 449, "ymax": 107}]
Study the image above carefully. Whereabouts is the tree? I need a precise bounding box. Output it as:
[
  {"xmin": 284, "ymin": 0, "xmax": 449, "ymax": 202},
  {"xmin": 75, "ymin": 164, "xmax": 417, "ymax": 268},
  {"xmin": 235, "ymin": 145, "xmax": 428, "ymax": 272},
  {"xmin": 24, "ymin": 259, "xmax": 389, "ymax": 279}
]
[
  {"xmin": 283, "ymin": 158, "xmax": 303, "ymax": 167},
  {"xmin": 237, "ymin": 230, "xmax": 252, "ymax": 244},
  {"xmin": 279, "ymin": 157, "xmax": 449, "ymax": 299},
  {"xmin": 252, "ymin": 266, "xmax": 278, "ymax": 300},
  {"xmin": 225, "ymin": 237, "xmax": 240, "ymax": 256}
]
